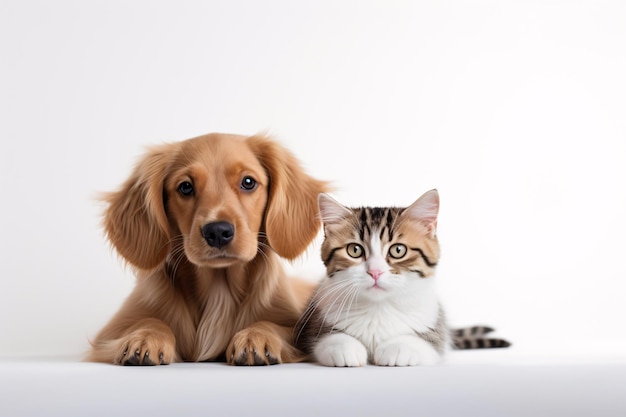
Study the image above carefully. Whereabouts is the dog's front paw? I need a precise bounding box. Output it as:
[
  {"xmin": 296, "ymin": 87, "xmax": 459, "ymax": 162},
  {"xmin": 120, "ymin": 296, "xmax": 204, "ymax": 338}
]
[
  {"xmin": 374, "ymin": 335, "xmax": 441, "ymax": 367},
  {"xmin": 113, "ymin": 328, "xmax": 176, "ymax": 366},
  {"xmin": 313, "ymin": 333, "xmax": 368, "ymax": 367},
  {"xmin": 227, "ymin": 323, "xmax": 288, "ymax": 366}
]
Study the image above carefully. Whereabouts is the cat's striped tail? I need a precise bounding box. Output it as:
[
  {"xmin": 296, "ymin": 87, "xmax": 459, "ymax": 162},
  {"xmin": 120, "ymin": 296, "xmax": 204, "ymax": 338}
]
[{"xmin": 451, "ymin": 326, "xmax": 511, "ymax": 349}]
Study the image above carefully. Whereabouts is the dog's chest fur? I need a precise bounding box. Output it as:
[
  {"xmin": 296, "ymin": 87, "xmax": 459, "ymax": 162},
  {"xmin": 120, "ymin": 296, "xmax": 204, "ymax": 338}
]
[{"xmin": 160, "ymin": 254, "xmax": 282, "ymax": 361}]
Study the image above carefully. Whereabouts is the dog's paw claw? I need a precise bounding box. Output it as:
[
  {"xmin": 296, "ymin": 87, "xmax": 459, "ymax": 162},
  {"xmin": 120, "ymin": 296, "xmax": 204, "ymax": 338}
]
[
  {"xmin": 114, "ymin": 332, "xmax": 175, "ymax": 366},
  {"xmin": 227, "ymin": 328, "xmax": 283, "ymax": 366}
]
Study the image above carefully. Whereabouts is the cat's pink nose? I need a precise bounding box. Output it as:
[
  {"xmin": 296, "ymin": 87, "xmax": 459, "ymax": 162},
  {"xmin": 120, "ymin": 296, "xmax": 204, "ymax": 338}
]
[{"xmin": 368, "ymin": 269, "xmax": 383, "ymax": 281}]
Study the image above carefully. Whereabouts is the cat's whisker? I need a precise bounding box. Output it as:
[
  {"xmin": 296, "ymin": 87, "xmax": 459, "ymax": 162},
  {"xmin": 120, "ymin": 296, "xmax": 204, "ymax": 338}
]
[
  {"xmin": 294, "ymin": 280, "xmax": 354, "ymax": 342},
  {"xmin": 331, "ymin": 285, "xmax": 359, "ymax": 331},
  {"xmin": 306, "ymin": 282, "xmax": 353, "ymax": 325},
  {"xmin": 325, "ymin": 286, "xmax": 355, "ymax": 335},
  {"xmin": 316, "ymin": 284, "xmax": 356, "ymax": 339},
  {"xmin": 341, "ymin": 286, "xmax": 360, "ymax": 327}
]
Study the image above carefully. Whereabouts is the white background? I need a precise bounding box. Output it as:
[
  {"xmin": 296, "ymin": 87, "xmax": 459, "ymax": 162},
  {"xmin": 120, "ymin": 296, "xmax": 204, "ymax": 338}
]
[{"xmin": 1, "ymin": 0, "xmax": 625, "ymax": 358}]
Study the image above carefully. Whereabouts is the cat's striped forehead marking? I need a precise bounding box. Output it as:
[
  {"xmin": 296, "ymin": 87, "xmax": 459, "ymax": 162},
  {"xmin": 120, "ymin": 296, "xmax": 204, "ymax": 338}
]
[{"xmin": 356, "ymin": 206, "xmax": 401, "ymax": 243}]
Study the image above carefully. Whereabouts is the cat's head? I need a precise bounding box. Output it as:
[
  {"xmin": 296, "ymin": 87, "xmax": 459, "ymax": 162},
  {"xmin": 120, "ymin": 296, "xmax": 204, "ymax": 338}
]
[{"xmin": 318, "ymin": 190, "xmax": 440, "ymax": 301}]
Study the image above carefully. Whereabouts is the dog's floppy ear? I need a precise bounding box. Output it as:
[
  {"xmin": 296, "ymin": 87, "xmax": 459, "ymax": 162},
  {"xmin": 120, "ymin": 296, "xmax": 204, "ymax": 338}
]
[
  {"xmin": 247, "ymin": 135, "xmax": 329, "ymax": 260},
  {"xmin": 103, "ymin": 145, "xmax": 172, "ymax": 270}
]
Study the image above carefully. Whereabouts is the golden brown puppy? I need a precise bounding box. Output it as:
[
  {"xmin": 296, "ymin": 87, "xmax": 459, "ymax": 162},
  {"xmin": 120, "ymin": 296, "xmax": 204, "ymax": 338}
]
[{"xmin": 87, "ymin": 133, "xmax": 328, "ymax": 365}]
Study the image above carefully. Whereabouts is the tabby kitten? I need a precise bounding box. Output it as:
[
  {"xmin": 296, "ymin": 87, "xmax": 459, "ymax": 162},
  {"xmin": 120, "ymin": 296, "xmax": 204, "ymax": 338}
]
[{"xmin": 295, "ymin": 190, "xmax": 509, "ymax": 367}]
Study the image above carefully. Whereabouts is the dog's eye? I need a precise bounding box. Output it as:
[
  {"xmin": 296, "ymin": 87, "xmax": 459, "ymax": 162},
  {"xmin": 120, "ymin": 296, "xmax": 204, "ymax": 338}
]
[
  {"xmin": 241, "ymin": 176, "xmax": 257, "ymax": 191},
  {"xmin": 178, "ymin": 181, "xmax": 194, "ymax": 196}
]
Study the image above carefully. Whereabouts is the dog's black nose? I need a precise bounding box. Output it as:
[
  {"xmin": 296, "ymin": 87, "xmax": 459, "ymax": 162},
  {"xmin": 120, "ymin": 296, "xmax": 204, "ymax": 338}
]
[{"xmin": 202, "ymin": 222, "xmax": 235, "ymax": 248}]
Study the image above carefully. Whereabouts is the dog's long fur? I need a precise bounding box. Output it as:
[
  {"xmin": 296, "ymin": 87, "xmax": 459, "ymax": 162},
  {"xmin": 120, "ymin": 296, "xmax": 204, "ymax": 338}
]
[{"xmin": 87, "ymin": 133, "xmax": 328, "ymax": 365}]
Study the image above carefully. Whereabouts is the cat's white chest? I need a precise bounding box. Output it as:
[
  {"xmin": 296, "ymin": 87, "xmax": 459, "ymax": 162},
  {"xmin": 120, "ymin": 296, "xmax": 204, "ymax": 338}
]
[{"xmin": 337, "ymin": 290, "xmax": 440, "ymax": 351}]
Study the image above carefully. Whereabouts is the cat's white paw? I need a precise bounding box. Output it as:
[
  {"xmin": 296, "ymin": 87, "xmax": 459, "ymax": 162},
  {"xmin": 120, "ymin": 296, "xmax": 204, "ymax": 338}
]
[
  {"xmin": 313, "ymin": 333, "xmax": 368, "ymax": 367},
  {"xmin": 374, "ymin": 335, "xmax": 441, "ymax": 366}
]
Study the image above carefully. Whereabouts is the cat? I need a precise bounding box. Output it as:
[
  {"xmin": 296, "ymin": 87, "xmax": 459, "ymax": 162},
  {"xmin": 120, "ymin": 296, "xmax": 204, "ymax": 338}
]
[{"xmin": 295, "ymin": 189, "xmax": 510, "ymax": 367}]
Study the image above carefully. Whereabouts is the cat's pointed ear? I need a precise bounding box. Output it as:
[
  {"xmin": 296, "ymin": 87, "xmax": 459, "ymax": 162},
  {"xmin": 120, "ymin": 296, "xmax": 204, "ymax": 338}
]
[
  {"xmin": 402, "ymin": 189, "xmax": 439, "ymax": 237},
  {"xmin": 318, "ymin": 193, "xmax": 352, "ymax": 226}
]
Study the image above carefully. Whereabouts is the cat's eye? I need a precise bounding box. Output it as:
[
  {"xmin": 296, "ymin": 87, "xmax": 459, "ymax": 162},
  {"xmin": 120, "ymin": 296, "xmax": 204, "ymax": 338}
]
[
  {"xmin": 389, "ymin": 244, "xmax": 407, "ymax": 259},
  {"xmin": 346, "ymin": 243, "xmax": 364, "ymax": 258},
  {"xmin": 178, "ymin": 181, "xmax": 194, "ymax": 196}
]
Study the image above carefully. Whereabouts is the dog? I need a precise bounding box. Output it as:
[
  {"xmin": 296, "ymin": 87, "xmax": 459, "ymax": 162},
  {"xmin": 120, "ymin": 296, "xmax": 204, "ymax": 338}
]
[{"xmin": 87, "ymin": 133, "xmax": 328, "ymax": 365}]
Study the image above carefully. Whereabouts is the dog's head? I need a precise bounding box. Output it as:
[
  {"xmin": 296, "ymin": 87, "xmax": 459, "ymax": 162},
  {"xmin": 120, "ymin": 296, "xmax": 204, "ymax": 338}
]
[{"xmin": 104, "ymin": 133, "xmax": 328, "ymax": 270}]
